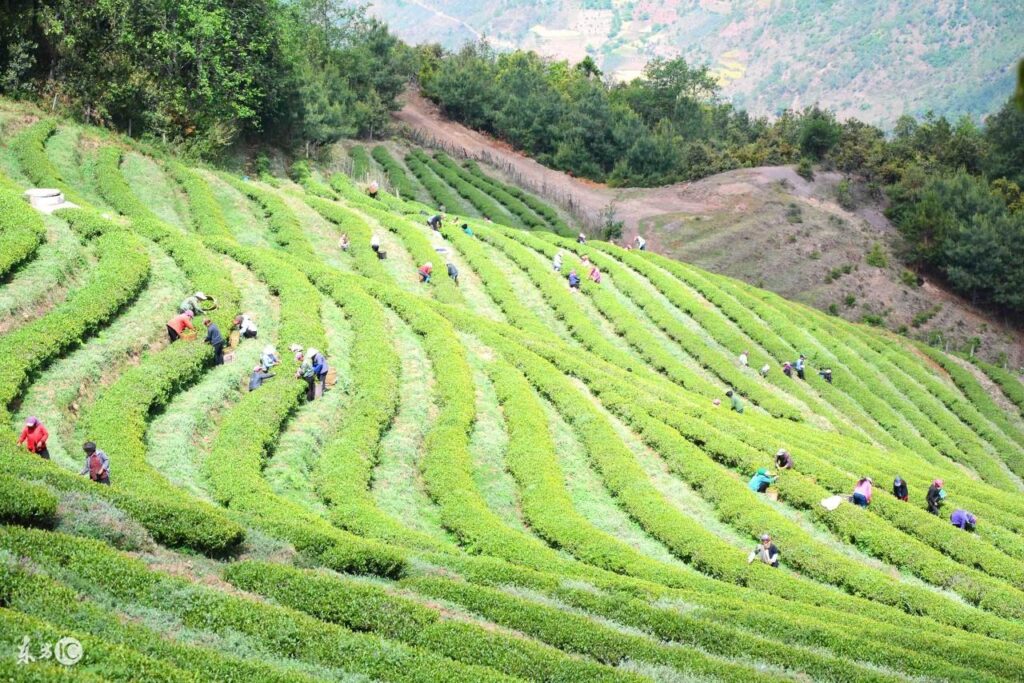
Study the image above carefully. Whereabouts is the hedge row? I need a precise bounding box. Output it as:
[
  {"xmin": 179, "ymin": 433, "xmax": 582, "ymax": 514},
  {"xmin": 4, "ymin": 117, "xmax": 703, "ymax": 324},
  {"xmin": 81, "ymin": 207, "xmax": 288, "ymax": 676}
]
[
  {"xmin": 226, "ymin": 560, "xmax": 640, "ymax": 683},
  {"xmin": 299, "ymin": 193, "xmax": 388, "ymax": 282},
  {"xmin": 589, "ymin": 241, "xmax": 863, "ymax": 436},
  {"xmin": 714, "ymin": 269, "xmax": 1022, "ymax": 487},
  {"xmin": 8, "ymin": 119, "xmax": 86, "ymax": 206},
  {"xmin": 521, "ymin": 331, "xmax": 1024, "ymax": 637},
  {"xmin": 470, "ymin": 224, "xmax": 656, "ymax": 381},
  {"xmin": 1, "ymin": 560, "xmax": 319, "ymax": 683},
  {"xmin": 0, "ymin": 208, "xmax": 146, "ymax": 417},
  {"xmin": 163, "ymin": 162, "xmax": 233, "ymax": 238},
  {"xmin": 330, "ymin": 170, "xmax": 430, "ymax": 217},
  {"xmin": 406, "ymin": 577, "xmax": 784, "ymax": 682},
  {"xmin": 328, "ymin": 187, "xmax": 464, "ymax": 306},
  {"xmin": 90, "ymin": 149, "xmax": 253, "ymax": 553},
  {"xmin": 219, "ymin": 173, "xmax": 315, "ymax": 258},
  {"xmin": 433, "ymin": 153, "xmax": 542, "ymax": 230},
  {"xmin": 349, "ymin": 145, "xmax": 371, "ymax": 179},
  {"xmin": 646, "ymin": 251, "xmax": 1009, "ymax": 466},
  {"xmin": 371, "ymin": 145, "xmax": 419, "ymax": 200},
  {"xmin": 299, "ymin": 229, "xmax": 1024, "ymax": 671},
  {"xmin": 0, "ymin": 526, "xmax": 510, "ymax": 682},
  {"xmin": 773, "ymin": 293, "xmax": 1023, "ymax": 481},
  {"xmin": 0, "ymin": 209, "xmax": 149, "ymax": 426},
  {"xmin": 404, "ymin": 150, "xmax": 470, "ymax": 215},
  {"xmin": 0, "ymin": 605, "xmax": 189, "ymax": 682},
  {"xmin": 973, "ymin": 357, "xmax": 1024, "ymax": 417},
  {"xmin": 200, "ymin": 240, "xmax": 406, "ymax": 578},
  {"xmin": 521, "ymin": 228, "xmax": 801, "ymax": 418},
  {"xmin": 721, "ymin": 410, "xmax": 1024, "ymax": 589},
  {"xmin": 915, "ymin": 344, "xmax": 1024, "ymax": 472},
  {"xmin": 0, "ymin": 183, "xmax": 46, "ymax": 279},
  {"xmin": 509, "ymin": 228, "xmax": 729, "ymax": 398},
  {"xmin": 435, "ymin": 295, "xmax": 1024, "ymax": 644},
  {"xmin": 415, "ymin": 151, "xmax": 519, "ymax": 228},
  {"xmin": 630, "ymin": 388, "xmax": 1024, "ymax": 617},
  {"xmin": 487, "ymin": 358, "xmax": 705, "ymax": 588},
  {"xmin": 290, "ymin": 256, "xmax": 449, "ymax": 552},
  {"xmin": 0, "ymin": 473, "xmax": 58, "ymax": 526},
  {"xmin": 463, "ymin": 159, "xmax": 572, "ymax": 235}
]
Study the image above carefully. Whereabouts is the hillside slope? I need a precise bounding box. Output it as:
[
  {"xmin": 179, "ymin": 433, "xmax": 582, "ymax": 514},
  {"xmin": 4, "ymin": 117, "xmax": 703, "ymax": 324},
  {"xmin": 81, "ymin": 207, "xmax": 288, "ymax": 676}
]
[
  {"xmin": 361, "ymin": 0, "xmax": 1023, "ymax": 125},
  {"xmin": 2, "ymin": 101, "xmax": 1024, "ymax": 680},
  {"xmin": 396, "ymin": 90, "xmax": 1024, "ymax": 365}
]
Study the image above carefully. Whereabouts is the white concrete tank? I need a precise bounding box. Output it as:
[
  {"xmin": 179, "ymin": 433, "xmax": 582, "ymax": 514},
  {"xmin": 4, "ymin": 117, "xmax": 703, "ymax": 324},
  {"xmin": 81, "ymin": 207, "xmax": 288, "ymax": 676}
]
[{"xmin": 23, "ymin": 188, "xmax": 75, "ymax": 214}]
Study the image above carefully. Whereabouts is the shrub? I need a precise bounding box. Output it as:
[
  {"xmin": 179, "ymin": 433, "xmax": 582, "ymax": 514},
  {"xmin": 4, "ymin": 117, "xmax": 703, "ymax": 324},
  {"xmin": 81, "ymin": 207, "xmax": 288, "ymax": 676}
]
[
  {"xmin": 866, "ymin": 242, "xmax": 888, "ymax": 267},
  {"xmin": 797, "ymin": 157, "xmax": 814, "ymax": 180},
  {"xmin": 0, "ymin": 182, "xmax": 46, "ymax": 279},
  {"xmin": 900, "ymin": 269, "xmax": 920, "ymax": 287},
  {"xmin": 835, "ymin": 178, "xmax": 855, "ymax": 209},
  {"xmin": 370, "ymin": 145, "xmax": 418, "ymax": 200}
]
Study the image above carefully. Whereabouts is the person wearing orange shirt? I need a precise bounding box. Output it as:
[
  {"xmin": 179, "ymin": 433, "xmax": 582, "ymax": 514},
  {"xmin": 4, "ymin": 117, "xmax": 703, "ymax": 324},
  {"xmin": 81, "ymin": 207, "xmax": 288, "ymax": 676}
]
[{"xmin": 166, "ymin": 310, "xmax": 195, "ymax": 342}]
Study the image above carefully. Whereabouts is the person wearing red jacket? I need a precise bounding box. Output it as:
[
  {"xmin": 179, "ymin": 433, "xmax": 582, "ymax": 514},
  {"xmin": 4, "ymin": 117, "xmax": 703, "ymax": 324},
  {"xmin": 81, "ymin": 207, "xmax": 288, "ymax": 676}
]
[
  {"xmin": 167, "ymin": 310, "xmax": 195, "ymax": 342},
  {"xmin": 418, "ymin": 262, "xmax": 433, "ymax": 283},
  {"xmin": 17, "ymin": 416, "xmax": 49, "ymax": 459}
]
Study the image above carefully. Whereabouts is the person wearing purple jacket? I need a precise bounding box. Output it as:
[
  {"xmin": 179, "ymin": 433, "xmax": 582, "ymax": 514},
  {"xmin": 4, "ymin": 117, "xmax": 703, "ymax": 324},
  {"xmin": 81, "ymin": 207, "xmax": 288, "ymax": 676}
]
[{"xmin": 950, "ymin": 509, "xmax": 977, "ymax": 531}]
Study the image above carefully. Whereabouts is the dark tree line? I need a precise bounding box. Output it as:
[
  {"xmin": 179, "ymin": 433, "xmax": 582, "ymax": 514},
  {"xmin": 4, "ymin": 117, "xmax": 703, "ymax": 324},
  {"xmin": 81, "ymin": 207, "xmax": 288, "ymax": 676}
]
[{"xmin": 0, "ymin": 0, "xmax": 414, "ymax": 155}]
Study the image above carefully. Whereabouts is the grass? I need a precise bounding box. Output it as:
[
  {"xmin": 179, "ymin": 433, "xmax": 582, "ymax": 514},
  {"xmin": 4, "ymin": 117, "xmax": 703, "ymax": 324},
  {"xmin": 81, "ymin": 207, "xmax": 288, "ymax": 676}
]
[
  {"xmin": 122, "ymin": 152, "xmax": 191, "ymax": 230},
  {"xmin": 13, "ymin": 240, "xmax": 188, "ymax": 472},
  {"xmin": 265, "ymin": 298, "xmax": 352, "ymax": 513},
  {"xmin": 201, "ymin": 170, "xmax": 275, "ymax": 248},
  {"xmin": 146, "ymin": 255, "xmax": 280, "ymax": 501},
  {"xmin": 544, "ymin": 385, "xmax": 695, "ymax": 567},
  {"xmin": 369, "ymin": 311, "xmax": 455, "ymax": 544},
  {"xmin": 462, "ymin": 339, "xmax": 528, "ymax": 533},
  {"xmin": 43, "ymin": 126, "xmax": 111, "ymax": 209},
  {"xmin": 0, "ymin": 213, "xmax": 90, "ymax": 334}
]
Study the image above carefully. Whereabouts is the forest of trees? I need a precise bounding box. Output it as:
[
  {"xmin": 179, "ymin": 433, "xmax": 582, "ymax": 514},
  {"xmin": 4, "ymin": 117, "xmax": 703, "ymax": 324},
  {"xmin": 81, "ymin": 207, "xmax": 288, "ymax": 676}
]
[
  {"xmin": 2, "ymin": 4, "xmax": 1024, "ymax": 316},
  {"xmin": 0, "ymin": 0, "xmax": 415, "ymax": 155}
]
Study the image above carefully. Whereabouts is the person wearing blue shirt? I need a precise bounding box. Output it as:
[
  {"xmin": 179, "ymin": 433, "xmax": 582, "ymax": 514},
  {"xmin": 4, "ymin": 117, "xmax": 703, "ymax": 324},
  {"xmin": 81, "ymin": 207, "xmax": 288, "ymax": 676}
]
[
  {"xmin": 794, "ymin": 354, "xmax": 806, "ymax": 380},
  {"xmin": 309, "ymin": 348, "xmax": 329, "ymax": 399},
  {"xmin": 203, "ymin": 318, "xmax": 225, "ymax": 365}
]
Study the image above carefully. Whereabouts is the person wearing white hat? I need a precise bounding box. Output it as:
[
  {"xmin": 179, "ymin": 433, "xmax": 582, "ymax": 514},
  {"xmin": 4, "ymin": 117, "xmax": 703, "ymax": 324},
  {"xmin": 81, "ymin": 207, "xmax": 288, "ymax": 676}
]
[{"xmin": 179, "ymin": 291, "xmax": 213, "ymax": 316}]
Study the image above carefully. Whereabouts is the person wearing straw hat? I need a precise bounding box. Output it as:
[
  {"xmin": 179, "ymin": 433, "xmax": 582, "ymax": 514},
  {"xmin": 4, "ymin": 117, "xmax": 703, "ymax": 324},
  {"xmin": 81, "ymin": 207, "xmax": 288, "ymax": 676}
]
[
  {"xmin": 748, "ymin": 533, "xmax": 780, "ymax": 567},
  {"xmin": 179, "ymin": 291, "xmax": 213, "ymax": 316},
  {"xmin": 17, "ymin": 416, "xmax": 49, "ymax": 459}
]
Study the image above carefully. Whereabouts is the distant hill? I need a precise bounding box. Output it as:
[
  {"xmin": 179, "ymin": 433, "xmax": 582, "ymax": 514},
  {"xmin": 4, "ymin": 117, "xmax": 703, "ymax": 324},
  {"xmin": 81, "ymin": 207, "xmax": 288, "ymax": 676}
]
[{"xmin": 360, "ymin": 0, "xmax": 1024, "ymax": 126}]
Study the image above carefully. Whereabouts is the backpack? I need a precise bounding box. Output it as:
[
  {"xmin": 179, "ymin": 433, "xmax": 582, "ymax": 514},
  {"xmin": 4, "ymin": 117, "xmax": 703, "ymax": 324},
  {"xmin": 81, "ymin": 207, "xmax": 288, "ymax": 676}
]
[{"xmin": 88, "ymin": 453, "xmax": 105, "ymax": 480}]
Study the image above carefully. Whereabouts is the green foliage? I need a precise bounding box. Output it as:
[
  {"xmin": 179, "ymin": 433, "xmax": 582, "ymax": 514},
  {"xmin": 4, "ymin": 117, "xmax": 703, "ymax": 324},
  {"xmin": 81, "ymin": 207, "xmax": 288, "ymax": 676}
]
[
  {"xmin": 835, "ymin": 178, "xmax": 854, "ymax": 209},
  {"xmin": 866, "ymin": 242, "xmax": 888, "ymax": 267},
  {"xmin": 371, "ymin": 146, "xmax": 418, "ymax": 200},
  {"xmin": 900, "ymin": 269, "xmax": 920, "ymax": 287},
  {"xmin": 912, "ymin": 304, "xmax": 941, "ymax": 328},
  {"xmin": 0, "ymin": 475, "xmax": 58, "ymax": 527},
  {"xmin": 0, "ymin": 181, "xmax": 46, "ymax": 279},
  {"xmin": 349, "ymin": 145, "xmax": 371, "ymax": 178},
  {"xmin": 799, "ymin": 107, "xmax": 842, "ymax": 160},
  {"xmin": 1, "ymin": 2, "xmax": 413, "ymax": 154},
  {"xmin": 796, "ymin": 157, "xmax": 814, "ymax": 181}
]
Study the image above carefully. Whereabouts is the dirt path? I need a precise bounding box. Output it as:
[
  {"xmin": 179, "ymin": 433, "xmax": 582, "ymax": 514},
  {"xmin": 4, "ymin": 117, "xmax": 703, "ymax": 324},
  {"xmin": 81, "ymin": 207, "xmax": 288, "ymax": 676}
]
[{"xmin": 394, "ymin": 90, "xmax": 792, "ymax": 230}]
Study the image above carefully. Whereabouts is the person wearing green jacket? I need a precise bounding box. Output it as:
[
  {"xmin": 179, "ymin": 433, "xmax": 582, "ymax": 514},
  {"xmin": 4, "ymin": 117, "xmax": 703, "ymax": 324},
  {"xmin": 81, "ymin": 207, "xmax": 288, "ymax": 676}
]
[
  {"xmin": 749, "ymin": 468, "xmax": 776, "ymax": 493},
  {"xmin": 726, "ymin": 389, "xmax": 744, "ymax": 413}
]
